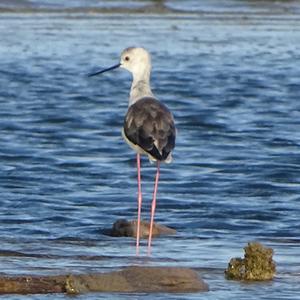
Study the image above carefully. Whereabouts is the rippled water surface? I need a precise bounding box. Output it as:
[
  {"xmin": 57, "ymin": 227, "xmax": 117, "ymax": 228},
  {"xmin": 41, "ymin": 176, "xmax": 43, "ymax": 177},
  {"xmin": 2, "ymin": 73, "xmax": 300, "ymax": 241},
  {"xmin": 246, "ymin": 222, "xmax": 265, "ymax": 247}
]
[{"xmin": 0, "ymin": 3, "xmax": 300, "ymax": 299}]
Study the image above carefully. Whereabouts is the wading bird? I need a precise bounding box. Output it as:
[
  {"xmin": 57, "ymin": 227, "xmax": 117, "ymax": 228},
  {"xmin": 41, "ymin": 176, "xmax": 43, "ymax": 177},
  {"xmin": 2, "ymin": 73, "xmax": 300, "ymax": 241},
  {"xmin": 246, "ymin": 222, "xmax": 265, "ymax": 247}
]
[{"xmin": 89, "ymin": 47, "xmax": 176, "ymax": 255}]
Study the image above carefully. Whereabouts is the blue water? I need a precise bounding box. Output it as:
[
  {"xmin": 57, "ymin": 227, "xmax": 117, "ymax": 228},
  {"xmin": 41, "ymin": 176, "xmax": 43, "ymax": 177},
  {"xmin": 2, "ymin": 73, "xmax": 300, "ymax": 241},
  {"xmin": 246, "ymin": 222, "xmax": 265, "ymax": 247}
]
[{"xmin": 0, "ymin": 2, "xmax": 300, "ymax": 299}]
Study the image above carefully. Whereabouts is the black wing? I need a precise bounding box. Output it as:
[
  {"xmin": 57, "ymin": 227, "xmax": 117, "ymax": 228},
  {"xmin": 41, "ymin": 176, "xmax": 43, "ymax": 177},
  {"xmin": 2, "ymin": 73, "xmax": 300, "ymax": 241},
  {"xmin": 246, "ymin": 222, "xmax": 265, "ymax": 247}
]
[{"xmin": 124, "ymin": 97, "xmax": 176, "ymax": 161}]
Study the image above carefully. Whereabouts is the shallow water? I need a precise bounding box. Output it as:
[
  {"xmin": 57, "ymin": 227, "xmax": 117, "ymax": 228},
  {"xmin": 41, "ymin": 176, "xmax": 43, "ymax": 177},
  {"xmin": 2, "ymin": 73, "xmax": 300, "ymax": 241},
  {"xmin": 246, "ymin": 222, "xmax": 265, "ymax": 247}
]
[{"xmin": 0, "ymin": 2, "xmax": 300, "ymax": 299}]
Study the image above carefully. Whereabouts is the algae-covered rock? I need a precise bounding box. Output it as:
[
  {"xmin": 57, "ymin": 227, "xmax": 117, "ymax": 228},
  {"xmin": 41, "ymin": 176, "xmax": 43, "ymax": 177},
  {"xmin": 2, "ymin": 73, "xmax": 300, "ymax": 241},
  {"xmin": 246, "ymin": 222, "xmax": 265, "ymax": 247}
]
[
  {"xmin": 225, "ymin": 257, "xmax": 245, "ymax": 280},
  {"xmin": 244, "ymin": 242, "xmax": 276, "ymax": 280},
  {"xmin": 225, "ymin": 242, "xmax": 276, "ymax": 281}
]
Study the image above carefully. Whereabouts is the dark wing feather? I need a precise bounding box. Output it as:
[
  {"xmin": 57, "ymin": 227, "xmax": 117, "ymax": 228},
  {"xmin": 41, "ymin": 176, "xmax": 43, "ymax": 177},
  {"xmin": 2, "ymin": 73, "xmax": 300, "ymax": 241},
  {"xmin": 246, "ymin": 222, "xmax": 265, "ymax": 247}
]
[{"xmin": 124, "ymin": 97, "xmax": 176, "ymax": 161}]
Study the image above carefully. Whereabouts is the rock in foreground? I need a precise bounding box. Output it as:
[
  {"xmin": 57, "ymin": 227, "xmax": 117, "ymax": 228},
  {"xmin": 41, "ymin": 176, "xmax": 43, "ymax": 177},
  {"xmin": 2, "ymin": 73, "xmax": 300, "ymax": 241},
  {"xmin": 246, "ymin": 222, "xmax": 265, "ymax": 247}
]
[
  {"xmin": 66, "ymin": 266, "xmax": 208, "ymax": 294},
  {"xmin": 225, "ymin": 242, "xmax": 276, "ymax": 281},
  {"xmin": 110, "ymin": 219, "xmax": 176, "ymax": 238},
  {"xmin": 0, "ymin": 266, "xmax": 208, "ymax": 294}
]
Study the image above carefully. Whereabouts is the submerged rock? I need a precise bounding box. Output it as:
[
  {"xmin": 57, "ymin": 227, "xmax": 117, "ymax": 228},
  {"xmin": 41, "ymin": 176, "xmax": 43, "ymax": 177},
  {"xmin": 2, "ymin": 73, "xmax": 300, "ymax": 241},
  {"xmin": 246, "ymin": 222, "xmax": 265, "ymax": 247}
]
[
  {"xmin": 109, "ymin": 219, "xmax": 176, "ymax": 238},
  {"xmin": 0, "ymin": 266, "xmax": 208, "ymax": 294},
  {"xmin": 225, "ymin": 242, "xmax": 276, "ymax": 281}
]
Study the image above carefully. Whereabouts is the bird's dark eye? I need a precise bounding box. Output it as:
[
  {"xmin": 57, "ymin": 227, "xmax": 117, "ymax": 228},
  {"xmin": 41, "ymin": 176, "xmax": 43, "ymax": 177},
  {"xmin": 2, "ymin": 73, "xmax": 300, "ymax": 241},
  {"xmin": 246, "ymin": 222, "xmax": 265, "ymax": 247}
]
[{"xmin": 125, "ymin": 56, "xmax": 130, "ymax": 61}]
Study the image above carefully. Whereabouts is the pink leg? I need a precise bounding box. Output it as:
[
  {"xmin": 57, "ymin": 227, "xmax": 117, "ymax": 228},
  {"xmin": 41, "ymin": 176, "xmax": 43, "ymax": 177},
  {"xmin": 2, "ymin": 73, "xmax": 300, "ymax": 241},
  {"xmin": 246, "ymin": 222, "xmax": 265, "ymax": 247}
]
[
  {"xmin": 136, "ymin": 153, "xmax": 142, "ymax": 256},
  {"xmin": 148, "ymin": 161, "xmax": 160, "ymax": 255}
]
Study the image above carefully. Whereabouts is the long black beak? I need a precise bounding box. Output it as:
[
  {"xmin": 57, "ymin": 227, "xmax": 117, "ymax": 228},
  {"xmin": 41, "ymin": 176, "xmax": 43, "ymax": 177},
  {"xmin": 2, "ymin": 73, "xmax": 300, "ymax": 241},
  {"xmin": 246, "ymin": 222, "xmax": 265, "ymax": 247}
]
[{"xmin": 88, "ymin": 63, "xmax": 121, "ymax": 77}]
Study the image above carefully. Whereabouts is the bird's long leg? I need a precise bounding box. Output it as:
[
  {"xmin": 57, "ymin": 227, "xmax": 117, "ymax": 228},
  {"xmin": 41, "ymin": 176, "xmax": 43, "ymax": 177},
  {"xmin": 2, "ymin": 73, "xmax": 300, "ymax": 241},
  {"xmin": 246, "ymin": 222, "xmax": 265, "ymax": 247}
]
[
  {"xmin": 136, "ymin": 153, "xmax": 142, "ymax": 256},
  {"xmin": 148, "ymin": 161, "xmax": 160, "ymax": 255}
]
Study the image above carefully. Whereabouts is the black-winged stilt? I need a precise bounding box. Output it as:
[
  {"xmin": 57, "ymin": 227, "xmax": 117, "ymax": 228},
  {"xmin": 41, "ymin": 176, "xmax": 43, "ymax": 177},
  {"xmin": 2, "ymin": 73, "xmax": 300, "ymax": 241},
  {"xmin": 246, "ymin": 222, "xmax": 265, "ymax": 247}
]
[{"xmin": 89, "ymin": 47, "xmax": 176, "ymax": 255}]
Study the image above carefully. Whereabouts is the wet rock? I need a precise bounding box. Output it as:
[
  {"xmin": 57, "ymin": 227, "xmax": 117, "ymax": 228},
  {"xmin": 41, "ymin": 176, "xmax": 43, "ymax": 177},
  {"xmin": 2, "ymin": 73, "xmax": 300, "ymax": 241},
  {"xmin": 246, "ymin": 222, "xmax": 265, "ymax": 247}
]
[
  {"xmin": 65, "ymin": 266, "xmax": 208, "ymax": 293},
  {"xmin": 109, "ymin": 219, "xmax": 176, "ymax": 238},
  {"xmin": 0, "ymin": 266, "xmax": 208, "ymax": 294},
  {"xmin": 65, "ymin": 274, "xmax": 90, "ymax": 294},
  {"xmin": 0, "ymin": 275, "xmax": 66, "ymax": 294},
  {"xmin": 225, "ymin": 242, "xmax": 276, "ymax": 281}
]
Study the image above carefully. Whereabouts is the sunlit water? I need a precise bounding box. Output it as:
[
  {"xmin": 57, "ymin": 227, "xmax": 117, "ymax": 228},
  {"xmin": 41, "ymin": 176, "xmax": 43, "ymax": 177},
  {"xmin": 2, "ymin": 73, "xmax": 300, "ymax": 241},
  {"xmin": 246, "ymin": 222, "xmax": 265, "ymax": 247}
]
[{"xmin": 0, "ymin": 2, "xmax": 300, "ymax": 299}]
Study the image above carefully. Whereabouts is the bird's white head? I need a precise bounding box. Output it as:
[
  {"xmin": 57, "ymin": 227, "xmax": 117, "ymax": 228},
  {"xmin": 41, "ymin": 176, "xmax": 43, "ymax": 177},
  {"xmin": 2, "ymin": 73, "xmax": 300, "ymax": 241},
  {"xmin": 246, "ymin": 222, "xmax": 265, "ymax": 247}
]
[
  {"xmin": 88, "ymin": 47, "xmax": 152, "ymax": 79},
  {"xmin": 119, "ymin": 47, "xmax": 152, "ymax": 79},
  {"xmin": 88, "ymin": 47, "xmax": 154, "ymax": 103}
]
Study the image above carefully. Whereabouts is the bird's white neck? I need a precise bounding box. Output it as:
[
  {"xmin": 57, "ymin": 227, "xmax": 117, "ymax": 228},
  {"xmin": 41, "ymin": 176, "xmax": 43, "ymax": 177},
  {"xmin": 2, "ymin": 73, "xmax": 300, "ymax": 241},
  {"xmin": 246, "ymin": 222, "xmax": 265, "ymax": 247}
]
[{"xmin": 129, "ymin": 68, "xmax": 154, "ymax": 106}]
